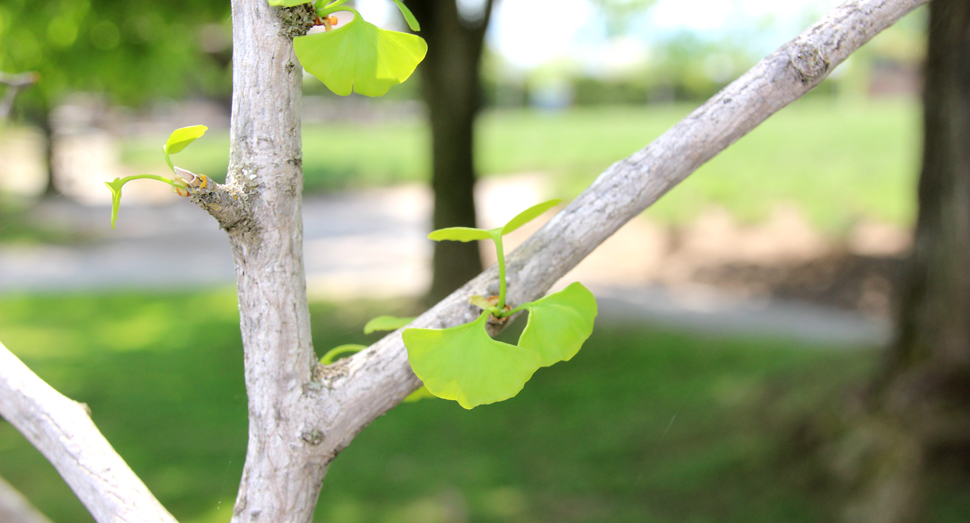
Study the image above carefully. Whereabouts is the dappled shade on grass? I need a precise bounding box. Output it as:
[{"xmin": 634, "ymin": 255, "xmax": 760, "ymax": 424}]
[{"xmin": 1, "ymin": 290, "xmax": 966, "ymax": 522}]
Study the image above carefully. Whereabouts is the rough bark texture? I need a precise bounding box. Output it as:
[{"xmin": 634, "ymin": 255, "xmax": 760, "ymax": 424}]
[
  {"xmin": 835, "ymin": 2, "xmax": 970, "ymax": 522},
  {"xmin": 0, "ymin": 342, "xmax": 176, "ymax": 523},
  {"xmin": 221, "ymin": 2, "xmax": 327, "ymax": 522},
  {"xmin": 407, "ymin": 0, "xmax": 494, "ymax": 303}
]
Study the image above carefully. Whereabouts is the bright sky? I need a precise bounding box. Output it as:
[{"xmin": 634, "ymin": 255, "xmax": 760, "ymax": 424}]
[{"xmin": 356, "ymin": 0, "xmax": 843, "ymax": 69}]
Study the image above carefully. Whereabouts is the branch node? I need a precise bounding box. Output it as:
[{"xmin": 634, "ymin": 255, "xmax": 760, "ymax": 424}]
[
  {"xmin": 790, "ymin": 39, "xmax": 830, "ymax": 83},
  {"xmin": 178, "ymin": 168, "xmax": 253, "ymax": 231},
  {"xmin": 76, "ymin": 401, "xmax": 92, "ymax": 417},
  {"xmin": 277, "ymin": 4, "xmax": 316, "ymax": 39},
  {"xmin": 300, "ymin": 428, "xmax": 325, "ymax": 446}
]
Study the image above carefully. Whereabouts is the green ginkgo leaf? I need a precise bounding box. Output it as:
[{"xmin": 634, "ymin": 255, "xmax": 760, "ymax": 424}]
[
  {"xmin": 363, "ymin": 315, "xmax": 416, "ymax": 334},
  {"xmin": 502, "ymin": 199, "xmax": 562, "ymax": 235},
  {"xmin": 390, "ymin": 0, "xmax": 421, "ymax": 31},
  {"xmin": 428, "ymin": 227, "xmax": 495, "ymax": 242},
  {"xmin": 517, "ymin": 282, "xmax": 597, "ymax": 367},
  {"xmin": 403, "ymin": 312, "xmax": 542, "ymax": 409},
  {"xmin": 294, "ymin": 10, "xmax": 427, "ymax": 97},
  {"xmin": 164, "ymin": 125, "xmax": 208, "ymax": 155}
]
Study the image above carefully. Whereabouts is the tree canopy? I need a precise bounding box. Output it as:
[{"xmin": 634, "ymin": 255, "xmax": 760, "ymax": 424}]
[{"xmin": 0, "ymin": 0, "xmax": 231, "ymax": 114}]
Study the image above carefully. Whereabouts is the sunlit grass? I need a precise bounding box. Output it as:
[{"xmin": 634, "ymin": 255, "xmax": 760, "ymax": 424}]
[
  {"xmin": 119, "ymin": 97, "xmax": 920, "ymax": 232},
  {"xmin": 6, "ymin": 290, "xmax": 966, "ymax": 523}
]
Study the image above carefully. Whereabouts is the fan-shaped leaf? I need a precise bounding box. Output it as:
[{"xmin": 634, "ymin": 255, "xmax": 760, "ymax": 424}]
[
  {"xmin": 501, "ymin": 199, "xmax": 562, "ymax": 235},
  {"xmin": 403, "ymin": 312, "xmax": 541, "ymax": 409},
  {"xmin": 517, "ymin": 282, "xmax": 597, "ymax": 366},
  {"xmin": 363, "ymin": 315, "xmax": 415, "ymax": 334},
  {"xmin": 164, "ymin": 125, "xmax": 208, "ymax": 155},
  {"xmin": 294, "ymin": 12, "xmax": 427, "ymax": 97},
  {"xmin": 428, "ymin": 227, "xmax": 494, "ymax": 242}
]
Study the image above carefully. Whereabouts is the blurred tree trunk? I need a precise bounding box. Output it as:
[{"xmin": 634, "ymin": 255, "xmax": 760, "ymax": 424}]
[
  {"xmin": 17, "ymin": 105, "xmax": 57, "ymax": 199},
  {"xmin": 838, "ymin": 2, "xmax": 970, "ymax": 522},
  {"xmin": 406, "ymin": 0, "xmax": 494, "ymax": 303},
  {"xmin": 36, "ymin": 111, "xmax": 57, "ymax": 198}
]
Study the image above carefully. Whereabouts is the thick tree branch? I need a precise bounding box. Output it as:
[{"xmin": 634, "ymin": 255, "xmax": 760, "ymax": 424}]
[
  {"xmin": 0, "ymin": 342, "xmax": 177, "ymax": 523},
  {"xmin": 311, "ymin": 0, "xmax": 930, "ymax": 454},
  {"xmin": 224, "ymin": 2, "xmax": 324, "ymax": 522}
]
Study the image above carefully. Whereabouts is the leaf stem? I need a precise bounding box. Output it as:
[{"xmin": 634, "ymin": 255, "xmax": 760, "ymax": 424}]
[
  {"xmin": 122, "ymin": 174, "xmax": 184, "ymax": 188},
  {"xmin": 493, "ymin": 233, "xmax": 507, "ymax": 309},
  {"xmin": 320, "ymin": 344, "xmax": 366, "ymax": 365}
]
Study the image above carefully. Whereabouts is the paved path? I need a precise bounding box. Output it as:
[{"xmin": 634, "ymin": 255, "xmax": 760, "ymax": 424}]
[{"xmin": 0, "ymin": 182, "xmax": 891, "ymax": 348}]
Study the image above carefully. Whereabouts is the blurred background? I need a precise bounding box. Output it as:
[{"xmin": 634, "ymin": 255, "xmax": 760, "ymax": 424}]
[{"xmin": 2, "ymin": 0, "xmax": 966, "ymax": 522}]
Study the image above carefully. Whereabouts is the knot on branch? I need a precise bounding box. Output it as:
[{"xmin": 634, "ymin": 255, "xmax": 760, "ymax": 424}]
[
  {"xmin": 301, "ymin": 428, "xmax": 325, "ymax": 446},
  {"xmin": 790, "ymin": 39, "xmax": 830, "ymax": 83},
  {"xmin": 277, "ymin": 3, "xmax": 317, "ymax": 39}
]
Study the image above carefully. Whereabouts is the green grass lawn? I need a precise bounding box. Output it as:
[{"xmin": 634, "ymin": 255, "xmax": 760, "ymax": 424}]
[
  {"xmin": 120, "ymin": 97, "xmax": 920, "ymax": 232},
  {"xmin": 3, "ymin": 290, "xmax": 966, "ymax": 523}
]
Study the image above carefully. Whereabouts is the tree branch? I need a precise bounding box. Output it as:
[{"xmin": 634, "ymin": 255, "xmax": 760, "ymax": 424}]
[
  {"xmin": 0, "ymin": 342, "xmax": 177, "ymax": 523},
  {"xmin": 223, "ymin": 2, "xmax": 324, "ymax": 522},
  {"xmin": 311, "ymin": 0, "xmax": 930, "ymax": 454},
  {"xmin": 0, "ymin": 71, "xmax": 37, "ymax": 120},
  {"xmin": 0, "ymin": 475, "xmax": 53, "ymax": 523}
]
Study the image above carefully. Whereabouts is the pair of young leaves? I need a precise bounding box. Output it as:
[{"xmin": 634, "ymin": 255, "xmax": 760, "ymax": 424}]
[
  {"xmin": 407, "ymin": 199, "xmax": 597, "ymax": 409},
  {"xmin": 322, "ymin": 199, "xmax": 598, "ymax": 410},
  {"xmin": 269, "ymin": 0, "xmax": 427, "ymax": 97},
  {"xmin": 104, "ymin": 125, "xmax": 208, "ymax": 229}
]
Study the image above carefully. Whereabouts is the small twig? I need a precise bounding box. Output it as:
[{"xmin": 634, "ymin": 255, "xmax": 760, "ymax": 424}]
[
  {"xmin": 0, "ymin": 72, "xmax": 38, "ymax": 120},
  {"xmin": 176, "ymin": 167, "xmax": 252, "ymax": 232}
]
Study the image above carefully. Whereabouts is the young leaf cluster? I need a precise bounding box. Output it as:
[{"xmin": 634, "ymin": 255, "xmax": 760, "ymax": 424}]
[
  {"xmin": 103, "ymin": 125, "xmax": 208, "ymax": 229},
  {"xmin": 404, "ymin": 200, "xmax": 599, "ymax": 409},
  {"xmin": 270, "ymin": 0, "xmax": 427, "ymax": 97}
]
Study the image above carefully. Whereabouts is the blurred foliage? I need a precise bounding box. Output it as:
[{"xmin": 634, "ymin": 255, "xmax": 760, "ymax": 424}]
[
  {"xmin": 587, "ymin": 0, "xmax": 657, "ymax": 37},
  {"xmin": 0, "ymin": 0, "xmax": 231, "ymax": 115}
]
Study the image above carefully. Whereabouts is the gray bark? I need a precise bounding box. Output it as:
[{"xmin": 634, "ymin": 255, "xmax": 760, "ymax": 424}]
[
  {"xmin": 219, "ymin": 2, "xmax": 328, "ymax": 522},
  {"xmin": 0, "ymin": 342, "xmax": 176, "ymax": 523}
]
